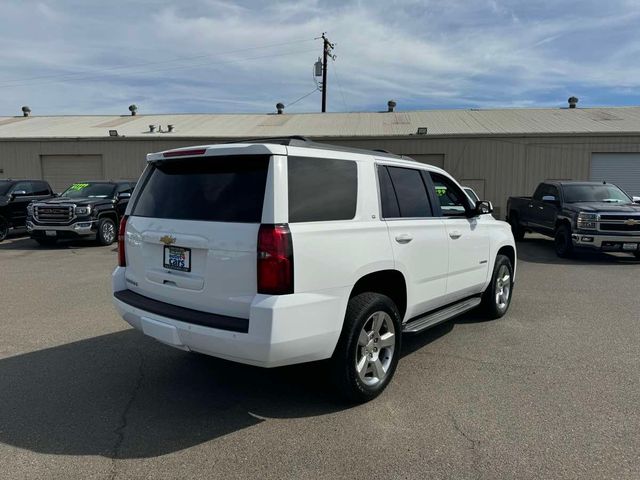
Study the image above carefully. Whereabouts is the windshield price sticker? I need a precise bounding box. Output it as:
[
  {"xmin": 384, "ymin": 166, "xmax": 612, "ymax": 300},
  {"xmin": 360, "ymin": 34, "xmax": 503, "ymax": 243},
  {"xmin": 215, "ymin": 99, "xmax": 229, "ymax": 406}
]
[{"xmin": 69, "ymin": 183, "xmax": 90, "ymax": 191}]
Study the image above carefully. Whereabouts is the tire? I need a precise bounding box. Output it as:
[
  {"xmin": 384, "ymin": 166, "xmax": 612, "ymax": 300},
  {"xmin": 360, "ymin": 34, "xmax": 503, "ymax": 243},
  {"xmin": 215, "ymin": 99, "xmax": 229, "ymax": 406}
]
[
  {"xmin": 0, "ymin": 216, "xmax": 8, "ymax": 242},
  {"xmin": 481, "ymin": 254, "xmax": 514, "ymax": 319},
  {"xmin": 508, "ymin": 213, "xmax": 525, "ymax": 241},
  {"xmin": 554, "ymin": 223, "xmax": 574, "ymax": 258},
  {"xmin": 96, "ymin": 217, "xmax": 117, "ymax": 246},
  {"xmin": 329, "ymin": 293, "xmax": 402, "ymax": 403},
  {"xmin": 35, "ymin": 237, "xmax": 57, "ymax": 246}
]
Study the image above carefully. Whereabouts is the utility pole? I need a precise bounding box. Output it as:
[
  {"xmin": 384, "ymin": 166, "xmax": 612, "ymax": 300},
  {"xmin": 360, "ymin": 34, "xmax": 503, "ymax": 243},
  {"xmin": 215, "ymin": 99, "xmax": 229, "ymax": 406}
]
[{"xmin": 319, "ymin": 33, "xmax": 335, "ymax": 113}]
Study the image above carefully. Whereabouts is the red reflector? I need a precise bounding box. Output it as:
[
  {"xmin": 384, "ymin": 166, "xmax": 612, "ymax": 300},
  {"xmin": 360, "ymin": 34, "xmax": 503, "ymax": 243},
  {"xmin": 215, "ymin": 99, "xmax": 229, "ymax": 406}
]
[
  {"xmin": 257, "ymin": 224, "xmax": 293, "ymax": 295},
  {"xmin": 118, "ymin": 215, "xmax": 128, "ymax": 267},
  {"xmin": 162, "ymin": 148, "xmax": 207, "ymax": 158}
]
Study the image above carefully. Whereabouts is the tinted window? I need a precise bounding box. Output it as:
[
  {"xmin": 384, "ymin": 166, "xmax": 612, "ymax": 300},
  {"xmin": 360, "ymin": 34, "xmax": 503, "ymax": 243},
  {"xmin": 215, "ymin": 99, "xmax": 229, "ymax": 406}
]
[
  {"xmin": 288, "ymin": 157, "xmax": 357, "ymax": 222},
  {"xmin": 386, "ymin": 167, "xmax": 432, "ymax": 218},
  {"xmin": 377, "ymin": 166, "xmax": 400, "ymax": 218},
  {"xmin": 32, "ymin": 181, "xmax": 51, "ymax": 196},
  {"xmin": 12, "ymin": 182, "xmax": 34, "ymax": 195},
  {"xmin": 133, "ymin": 156, "xmax": 269, "ymax": 223},
  {"xmin": 533, "ymin": 184, "xmax": 549, "ymax": 201},
  {"xmin": 430, "ymin": 173, "xmax": 470, "ymax": 216},
  {"xmin": 0, "ymin": 181, "xmax": 12, "ymax": 196}
]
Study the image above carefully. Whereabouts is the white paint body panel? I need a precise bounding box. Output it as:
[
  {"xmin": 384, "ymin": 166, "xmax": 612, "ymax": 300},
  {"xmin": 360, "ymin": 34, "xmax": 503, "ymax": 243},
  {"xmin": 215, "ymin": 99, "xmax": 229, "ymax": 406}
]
[{"xmin": 113, "ymin": 142, "xmax": 516, "ymax": 367}]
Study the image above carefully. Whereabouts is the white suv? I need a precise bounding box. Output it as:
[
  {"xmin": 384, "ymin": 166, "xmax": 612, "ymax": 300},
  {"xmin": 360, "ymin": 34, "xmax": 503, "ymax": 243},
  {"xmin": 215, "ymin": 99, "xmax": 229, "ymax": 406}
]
[{"xmin": 112, "ymin": 138, "xmax": 516, "ymax": 402}]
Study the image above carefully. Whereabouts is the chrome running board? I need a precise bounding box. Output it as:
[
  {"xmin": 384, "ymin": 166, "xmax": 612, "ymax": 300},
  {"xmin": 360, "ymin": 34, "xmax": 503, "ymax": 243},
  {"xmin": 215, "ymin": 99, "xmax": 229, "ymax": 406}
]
[{"xmin": 402, "ymin": 297, "xmax": 482, "ymax": 333}]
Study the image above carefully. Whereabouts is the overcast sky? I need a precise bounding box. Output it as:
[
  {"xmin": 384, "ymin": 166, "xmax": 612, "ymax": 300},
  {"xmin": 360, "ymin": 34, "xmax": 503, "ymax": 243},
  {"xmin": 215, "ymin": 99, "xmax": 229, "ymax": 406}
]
[{"xmin": 1, "ymin": 0, "xmax": 639, "ymax": 116}]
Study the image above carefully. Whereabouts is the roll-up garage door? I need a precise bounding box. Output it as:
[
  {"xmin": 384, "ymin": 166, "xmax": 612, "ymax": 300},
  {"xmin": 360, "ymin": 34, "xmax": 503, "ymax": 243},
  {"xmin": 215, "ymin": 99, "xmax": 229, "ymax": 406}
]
[
  {"xmin": 41, "ymin": 155, "xmax": 103, "ymax": 193},
  {"xmin": 590, "ymin": 153, "xmax": 640, "ymax": 196}
]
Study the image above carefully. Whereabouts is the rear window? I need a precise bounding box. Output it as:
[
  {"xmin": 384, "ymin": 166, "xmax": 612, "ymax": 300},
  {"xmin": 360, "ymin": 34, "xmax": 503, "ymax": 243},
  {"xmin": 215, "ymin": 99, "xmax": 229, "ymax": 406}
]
[
  {"xmin": 288, "ymin": 156, "xmax": 357, "ymax": 222},
  {"xmin": 132, "ymin": 156, "xmax": 269, "ymax": 223}
]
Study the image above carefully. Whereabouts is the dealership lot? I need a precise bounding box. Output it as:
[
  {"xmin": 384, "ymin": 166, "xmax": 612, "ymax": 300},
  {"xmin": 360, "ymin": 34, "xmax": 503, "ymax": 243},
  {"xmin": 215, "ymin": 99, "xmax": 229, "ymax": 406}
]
[{"xmin": 0, "ymin": 235, "xmax": 638, "ymax": 479}]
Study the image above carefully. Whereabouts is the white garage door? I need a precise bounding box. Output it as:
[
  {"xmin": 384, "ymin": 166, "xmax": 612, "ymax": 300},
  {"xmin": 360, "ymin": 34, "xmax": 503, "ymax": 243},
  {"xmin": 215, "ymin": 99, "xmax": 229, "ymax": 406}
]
[
  {"xmin": 41, "ymin": 155, "xmax": 103, "ymax": 193},
  {"xmin": 590, "ymin": 153, "xmax": 640, "ymax": 196}
]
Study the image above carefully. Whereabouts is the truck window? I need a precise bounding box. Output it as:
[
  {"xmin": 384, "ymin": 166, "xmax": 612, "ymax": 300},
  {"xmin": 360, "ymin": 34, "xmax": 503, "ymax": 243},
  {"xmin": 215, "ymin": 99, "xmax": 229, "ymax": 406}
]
[
  {"xmin": 377, "ymin": 166, "xmax": 400, "ymax": 218},
  {"xmin": 288, "ymin": 157, "xmax": 357, "ymax": 222}
]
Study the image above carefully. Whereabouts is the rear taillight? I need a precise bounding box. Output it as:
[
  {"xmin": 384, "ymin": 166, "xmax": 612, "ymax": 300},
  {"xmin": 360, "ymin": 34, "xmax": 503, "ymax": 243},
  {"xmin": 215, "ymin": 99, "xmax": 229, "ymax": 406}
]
[
  {"xmin": 257, "ymin": 224, "xmax": 293, "ymax": 295},
  {"xmin": 118, "ymin": 215, "xmax": 128, "ymax": 267}
]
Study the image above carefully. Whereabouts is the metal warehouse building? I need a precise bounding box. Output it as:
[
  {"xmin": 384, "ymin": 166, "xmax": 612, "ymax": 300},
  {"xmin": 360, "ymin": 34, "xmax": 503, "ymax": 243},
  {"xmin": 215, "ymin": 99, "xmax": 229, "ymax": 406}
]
[{"xmin": 1, "ymin": 103, "xmax": 640, "ymax": 218}]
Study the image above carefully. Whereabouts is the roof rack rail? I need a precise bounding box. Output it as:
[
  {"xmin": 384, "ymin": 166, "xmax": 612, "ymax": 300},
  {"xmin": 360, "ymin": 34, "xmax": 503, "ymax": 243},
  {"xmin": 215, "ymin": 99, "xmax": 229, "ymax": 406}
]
[{"xmin": 224, "ymin": 136, "xmax": 405, "ymax": 160}]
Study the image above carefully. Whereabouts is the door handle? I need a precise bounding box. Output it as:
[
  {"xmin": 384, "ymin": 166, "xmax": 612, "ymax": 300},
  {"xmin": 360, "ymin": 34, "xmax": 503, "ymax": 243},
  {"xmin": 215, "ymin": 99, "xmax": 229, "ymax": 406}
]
[
  {"xmin": 449, "ymin": 231, "xmax": 462, "ymax": 239},
  {"xmin": 395, "ymin": 234, "xmax": 413, "ymax": 244}
]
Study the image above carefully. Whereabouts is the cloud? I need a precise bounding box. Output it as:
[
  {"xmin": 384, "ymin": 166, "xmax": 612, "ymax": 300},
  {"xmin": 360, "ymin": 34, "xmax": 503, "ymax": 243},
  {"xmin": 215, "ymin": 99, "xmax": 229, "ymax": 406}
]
[{"xmin": 0, "ymin": 0, "xmax": 639, "ymax": 115}]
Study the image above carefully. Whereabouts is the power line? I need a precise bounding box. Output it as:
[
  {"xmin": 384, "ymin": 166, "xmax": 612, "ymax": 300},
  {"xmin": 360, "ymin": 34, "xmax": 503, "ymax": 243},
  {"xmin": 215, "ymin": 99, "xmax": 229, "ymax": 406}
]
[
  {"xmin": 0, "ymin": 46, "xmax": 318, "ymax": 88},
  {"xmin": 286, "ymin": 87, "xmax": 320, "ymax": 108},
  {"xmin": 330, "ymin": 57, "xmax": 349, "ymax": 111},
  {"xmin": 0, "ymin": 38, "xmax": 317, "ymax": 88}
]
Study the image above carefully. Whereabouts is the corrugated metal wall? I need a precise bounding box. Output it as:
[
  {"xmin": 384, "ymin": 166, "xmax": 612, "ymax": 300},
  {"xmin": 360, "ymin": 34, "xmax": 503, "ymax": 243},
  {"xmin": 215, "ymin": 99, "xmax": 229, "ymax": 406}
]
[{"xmin": 1, "ymin": 135, "xmax": 639, "ymax": 219}]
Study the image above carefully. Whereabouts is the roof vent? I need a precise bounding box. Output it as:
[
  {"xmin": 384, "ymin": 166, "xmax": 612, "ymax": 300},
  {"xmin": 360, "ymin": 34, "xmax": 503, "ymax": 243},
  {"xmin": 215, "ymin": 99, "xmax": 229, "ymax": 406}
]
[
  {"xmin": 568, "ymin": 96, "xmax": 579, "ymax": 109},
  {"xmin": 276, "ymin": 102, "xmax": 285, "ymax": 114},
  {"xmin": 128, "ymin": 104, "xmax": 138, "ymax": 116},
  {"xmin": 387, "ymin": 100, "xmax": 397, "ymax": 112},
  {"xmin": 21, "ymin": 106, "xmax": 31, "ymax": 117},
  {"xmin": 148, "ymin": 124, "xmax": 156, "ymax": 133}
]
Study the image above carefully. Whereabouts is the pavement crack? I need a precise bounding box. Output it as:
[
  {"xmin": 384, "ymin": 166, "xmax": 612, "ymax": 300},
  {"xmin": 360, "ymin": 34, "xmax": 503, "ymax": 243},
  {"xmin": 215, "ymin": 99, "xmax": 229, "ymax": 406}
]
[
  {"xmin": 450, "ymin": 412, "xmax": 482, "ymax": 480},
  {"xmin": 109, "ymin": 348, "xmax": 145, "ymax": 480}
]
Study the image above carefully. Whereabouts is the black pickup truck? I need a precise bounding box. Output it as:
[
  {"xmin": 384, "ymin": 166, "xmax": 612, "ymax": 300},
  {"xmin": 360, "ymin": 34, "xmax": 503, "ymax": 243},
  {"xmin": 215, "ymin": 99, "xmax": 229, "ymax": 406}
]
[
  {"xmin": 27, "ymin": 181, "xmax": 135, "ymax": 246},
  {"xmin": 507, "ymin": 181, "xmax": 640, "ymax": 258},
  {"xmin": 0, "ymin": 179, "xmax": 55, "ymax": 242}
]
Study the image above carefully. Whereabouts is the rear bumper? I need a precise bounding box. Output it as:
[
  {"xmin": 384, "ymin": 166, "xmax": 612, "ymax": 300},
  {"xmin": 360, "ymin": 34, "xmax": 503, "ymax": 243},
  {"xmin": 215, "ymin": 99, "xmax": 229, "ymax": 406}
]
[
  {"xmin": 572, "ymin": 233, "xmax": 640, "ymax": 251},
  {"xmin": 111, "ymin": 267, "xmax": 348, "ymax": 368}
]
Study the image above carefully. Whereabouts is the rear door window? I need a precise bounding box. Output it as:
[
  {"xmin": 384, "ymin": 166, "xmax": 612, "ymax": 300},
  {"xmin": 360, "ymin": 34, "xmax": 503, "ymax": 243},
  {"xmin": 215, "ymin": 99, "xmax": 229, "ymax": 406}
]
[
  {"xmin": 385, "ymin": 166, "xmax": 433, "ymax": 218},
  {"xmin": 133, "ymin": 156, "xmax": 270, "ymax": 223},
  {"xmin": 288, "ymin": 156, "xmax": 357, "ymax": 222}
]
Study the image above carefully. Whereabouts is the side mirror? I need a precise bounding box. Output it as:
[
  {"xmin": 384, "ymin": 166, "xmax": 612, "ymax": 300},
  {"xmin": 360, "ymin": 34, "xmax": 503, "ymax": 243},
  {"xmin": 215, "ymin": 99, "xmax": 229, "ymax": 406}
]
[
  {"xmin": 542, "ymin": 195, "xmax": 558, "ymax": 204},
  {"xmin": 11, "ymin": 190, "xmax": 27, "ymax": 198},
  {"xmin": 473, "ymin": 200, "xmax": 493, "ymax": 216},
  {"xmin": 633, "ymin": 196, "xmax": 640, "ymax": 204},
  {"xmin": 117, "ymin": 192, "xmax": 131, "ymax": 200}
]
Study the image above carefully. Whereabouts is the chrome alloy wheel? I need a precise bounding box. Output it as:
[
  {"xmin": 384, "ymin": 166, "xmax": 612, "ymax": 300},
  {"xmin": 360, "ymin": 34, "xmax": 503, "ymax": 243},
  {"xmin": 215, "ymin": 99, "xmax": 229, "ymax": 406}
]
[
  {"xmin": 495, "ymin": 264, "xmax": 511, "ymax": 310},
  {"xmin": 356, "ymin": 311, "xmax": 396, "ymax": 387},
  {"xmin": 102, "ymin": 221, "xmax": 116, "ymax": 243}
]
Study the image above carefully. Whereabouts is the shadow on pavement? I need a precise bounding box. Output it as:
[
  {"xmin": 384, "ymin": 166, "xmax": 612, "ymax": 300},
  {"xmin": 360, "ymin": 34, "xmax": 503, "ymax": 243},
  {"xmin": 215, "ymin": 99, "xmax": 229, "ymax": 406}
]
[
  {"xmin": 0, "ymin": 329, "xmax": 350, "ymax": 459},
  {"xmin": 0, "ymin": 236, "xmax": 105, "ymax": 251},
  {"xmin": 516, "ymin": 236, "xmax": 640, "ymax": 266},
  {"xmin": 0, "ymin": 317, "xmax": 457, "ymax": 459}
]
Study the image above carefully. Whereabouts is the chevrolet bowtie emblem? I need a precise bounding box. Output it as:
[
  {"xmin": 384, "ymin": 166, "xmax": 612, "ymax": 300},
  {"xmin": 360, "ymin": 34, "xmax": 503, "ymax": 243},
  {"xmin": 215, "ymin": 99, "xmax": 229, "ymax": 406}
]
[
  {"xmin": 624, "ymin": 218, "xmax": 639, "ymax": 226},
  {"xmin": 160, "ymin": 235, "xmax": 176, "ymax": 245}
]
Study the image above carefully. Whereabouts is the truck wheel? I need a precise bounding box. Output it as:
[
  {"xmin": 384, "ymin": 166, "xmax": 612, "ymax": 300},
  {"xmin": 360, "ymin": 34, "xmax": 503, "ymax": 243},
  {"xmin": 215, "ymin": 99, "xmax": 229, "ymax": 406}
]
[
  {"xmin": 97, "ymin": 218, "xmax": 117, "ymax": 246},
  {"xmin": 35, "ymin": 237, "xmax": 57, "ymax": 246},
  {"xmin": 481, "ymin": 254, "xmax": 514, "ymax": 319},
  {"xmin": 0, "ymin": 216, "xmax": 8, "ymax": 242},
  {"xmin": 554, "ymin": 224, "xmax": 574, "ymax": 258},
  {"xmin": 508, "ymin": 214, "xmax": 525, "ymax": 241},
  {"xmin": 330, "ymin": 293, "xmax": 402, "ymax": 403}
]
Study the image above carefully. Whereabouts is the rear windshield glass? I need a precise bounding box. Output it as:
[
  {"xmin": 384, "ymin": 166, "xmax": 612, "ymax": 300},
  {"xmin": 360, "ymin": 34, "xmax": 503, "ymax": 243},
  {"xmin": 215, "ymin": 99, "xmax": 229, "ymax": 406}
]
[
  {"xmin": 288, "ymin": 156, "xmax": 357, "ymax": 222},
  {"xmin": 563, "ymin": 184, "xmax": 631, "ymax": 204},
  {"xmin": 132, "ymin": 156, "xmax": 269, "ymax": 223}
]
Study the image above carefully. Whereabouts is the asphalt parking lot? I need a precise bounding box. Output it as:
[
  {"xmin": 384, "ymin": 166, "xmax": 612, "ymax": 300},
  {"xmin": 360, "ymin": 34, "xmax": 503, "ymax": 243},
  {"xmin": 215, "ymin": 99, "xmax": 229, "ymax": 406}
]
[{"xmin": 0, "ymin": 234, "xmax": 638, "ymax": 480}]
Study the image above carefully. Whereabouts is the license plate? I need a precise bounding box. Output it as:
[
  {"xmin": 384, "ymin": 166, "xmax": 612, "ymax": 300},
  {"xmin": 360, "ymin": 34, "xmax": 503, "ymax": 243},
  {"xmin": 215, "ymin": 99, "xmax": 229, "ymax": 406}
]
[
  {"xmin": 45, "ymin": 230, "xmax": 57, "ymax": 237},
  {"xmin": 163, "ymin": 246, "xmax": 191, "ymax": 272},
  {"xmin": 622, "ymin": 243, "xmax": 638, "ymax": 251}
]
